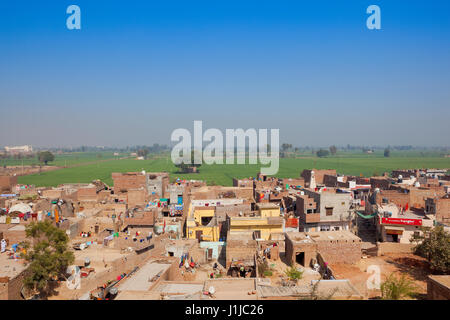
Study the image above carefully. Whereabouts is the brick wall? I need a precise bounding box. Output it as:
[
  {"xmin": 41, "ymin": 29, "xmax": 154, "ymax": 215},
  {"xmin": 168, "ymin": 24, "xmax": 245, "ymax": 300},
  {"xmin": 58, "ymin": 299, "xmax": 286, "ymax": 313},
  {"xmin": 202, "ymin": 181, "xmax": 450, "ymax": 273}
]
[
  {"xmin": 316, "ymin": 240, "xmax": 361, "ymax": 264},
  {"xmin": 436, "ymin": 197, "xmax": 450, "ymax": 224},
  {"xmin": 77, "ymin": 187, "xmax": 97, "ymax": 201},
  {"xmin": 3, "ymin": 229, "xmax": 26, "ymax": 245},
  {"xmin": 301, "ymin": 169, "xmax": 337, "ymax": 185},
  {"xmin": 409, "ymin": 188, "xmax": 446, "ymax": 209},
  {"xmin": 284, "ymin": 237, "xmax": 317, "ymax": 267},
  {"xmin": 376, "ymin": 190, "xmax": 409, "ymax": 207},
  {"xmin": 225, "ymin": 239, "xmax": 257, "ymax": 268},
  {"xmin": 376, "ymin": 242, "xmax": 414, "ymax": 256},
  {"xmin": 41, "ymin": 189, "xmax": 65, "ymax": 199},
  {"xmin": 0, "ymin": 176, "xmax": 17, "ymax": 193},
  {"xmin": 112, "ymin": 173, "xmax": 146, "ymax": 193},
  {"xmin": 127, "ymin": 189, "xmax": 147, "ymax": 208},
  {"xmin": 427, "ymin": 276, "xmax": 450, "ymax": 300},
  {"xmin": 0, "ymin": 267, "xmax": 29, "ymax": 300}
]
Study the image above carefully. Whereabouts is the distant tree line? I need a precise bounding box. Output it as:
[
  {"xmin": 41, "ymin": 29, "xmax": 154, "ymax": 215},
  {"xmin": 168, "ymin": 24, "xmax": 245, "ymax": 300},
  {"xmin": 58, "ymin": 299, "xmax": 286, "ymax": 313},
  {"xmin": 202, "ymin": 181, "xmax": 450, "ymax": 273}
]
[{"xmin": 31, "ymin": 144, "xmax": 170, "ymax": 154}]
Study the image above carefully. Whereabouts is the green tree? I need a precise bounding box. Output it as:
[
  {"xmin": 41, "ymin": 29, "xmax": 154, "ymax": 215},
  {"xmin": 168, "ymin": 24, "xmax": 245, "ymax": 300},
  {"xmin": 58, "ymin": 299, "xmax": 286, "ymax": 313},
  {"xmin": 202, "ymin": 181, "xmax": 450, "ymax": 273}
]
[
  {"xmin": 20, "ymin": 221, "xmax": 74, "ymax": 298},
  {"xmin": 329, "ymin": 145, "xmax": 337, "ymax": 155},
  {"xmin": 281, "ymin": 143, "xmax": 292, "ymax": 152},
  {"xmin": 37, "ymin": 151, "xmax": 55, "ymax": 165},
  {"xmin": 137, "ymin": 148, "xmax": 149, "ymax": 159},
  {"xmin": 316, "ymin": 149, "xmax": 330, "ymax": 158},
  {"xmin": 175, "ymin": 150, "xmax": 202, "ymax": 173},
  {"xmin": 380, "ymin": 273, "xmax": 417, "ymax": 300},
  {"xmin": 411, "ymin": 226, "xmax": 450, "ymax": 274}
]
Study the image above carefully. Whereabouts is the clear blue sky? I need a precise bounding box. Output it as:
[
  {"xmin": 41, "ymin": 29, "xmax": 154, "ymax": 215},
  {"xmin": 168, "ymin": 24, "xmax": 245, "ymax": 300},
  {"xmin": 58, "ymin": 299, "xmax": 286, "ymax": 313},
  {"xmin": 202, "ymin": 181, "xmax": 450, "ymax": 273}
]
[{"xmin": 1, "ymin": 0, "xmax": 449, "ymax": 148}]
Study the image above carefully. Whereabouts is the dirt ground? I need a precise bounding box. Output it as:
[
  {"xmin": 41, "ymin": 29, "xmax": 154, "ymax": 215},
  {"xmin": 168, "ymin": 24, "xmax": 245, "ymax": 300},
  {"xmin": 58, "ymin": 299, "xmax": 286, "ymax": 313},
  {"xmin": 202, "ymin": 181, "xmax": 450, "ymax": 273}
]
[
  {"xmin": 0, "ymin": 165, "xmax": 60, "ymax": 177},
  {"xmin": 331, "ymin": 252, "xmax": 431, "ymax": 299},
  {"xmin": 258, "ymin": 252, "xmax": 322, "ymax": 287}
]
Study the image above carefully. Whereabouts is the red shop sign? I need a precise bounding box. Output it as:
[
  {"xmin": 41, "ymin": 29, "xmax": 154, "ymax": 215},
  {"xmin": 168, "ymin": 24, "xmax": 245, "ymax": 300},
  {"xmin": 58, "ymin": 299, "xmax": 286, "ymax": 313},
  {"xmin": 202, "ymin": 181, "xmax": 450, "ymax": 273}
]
[{"xmin": 381, "ymin": 217, "xmax": 422, "ymax": 226}]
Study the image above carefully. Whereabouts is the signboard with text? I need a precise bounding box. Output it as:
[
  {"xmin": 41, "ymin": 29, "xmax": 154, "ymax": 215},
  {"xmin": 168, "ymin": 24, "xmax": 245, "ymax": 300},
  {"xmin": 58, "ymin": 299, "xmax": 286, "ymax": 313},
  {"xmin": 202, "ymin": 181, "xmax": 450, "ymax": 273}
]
[{"xmin": 380, "ymin": 217, "xmax": 422, "ymax": 226}]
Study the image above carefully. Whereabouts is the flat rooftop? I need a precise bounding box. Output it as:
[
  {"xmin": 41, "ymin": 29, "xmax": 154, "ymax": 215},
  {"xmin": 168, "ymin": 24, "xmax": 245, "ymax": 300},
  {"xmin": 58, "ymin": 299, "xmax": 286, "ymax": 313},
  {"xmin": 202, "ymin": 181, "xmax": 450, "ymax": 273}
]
[
  {"xmin": 286, "ymin": 231, "xmax": 361, "ymax": 243},
  {"xmin": 118, "ymin": 260, "xmax": 171, "ymax": 292},
  {"xmin": 204, "ymin": 278, "xmax": 257, "ymax": 300},
  {"xmin": 256, "ymin": 203, "xmax": 280, "ymax": 209},
  {"xmin": 257, "ymin": 279, "xmax": 362, "ymax": 299},
  {"xmin": 0, "ymin": 252, "xmax": 27, "ymax": 279},
  {"xmin": 227, "ymin": 231, "xmax": 254, "ymax": 241}
]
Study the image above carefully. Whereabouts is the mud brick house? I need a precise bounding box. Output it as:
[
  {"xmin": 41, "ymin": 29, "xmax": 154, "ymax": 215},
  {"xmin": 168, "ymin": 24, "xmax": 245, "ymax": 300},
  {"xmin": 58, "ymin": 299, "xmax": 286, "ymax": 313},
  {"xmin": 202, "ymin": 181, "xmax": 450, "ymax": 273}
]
[
  {"xmin": 232, "ymin": 178, "xmax": 254, "ymax": 188},
  {"xmin": 112, "ymin": 172, "xmax": 147, "ymax": 193},
  {"xmin": 225, "ymin": 231, "xmax": 257, "ymax": 276},
  {"xmin": 282, "ymin": 178, "xmax": 305, "ymax": 189},
  {"xmin": 301, "ymin": 169, "xmax": 337, "ymax": 186},
  {"xmin": 391, "ymin": 169, "xmax": 419, "ymax": 179},
  {"xmin": 370, "ymin": 177, "xmax": 391, "ymax": 190},
  {"xmin": 0, "ymin": 253, "xmax": 29, "ymax": 300},
  {"xmin": 425, "ymin": 194, "xmax": 450, "ymax": 224},
  {"xmin": 0, "ymin": 176, "xmax": 17, "ymax": 193},
  {"xmin": 298, "ymin": 188, "xmax": 353, "ymax": 232},
  {"xmin": 377, "ymin": 186, "xmax": 446, "ymax": 209},
  {"xmin": 285, "ymin": 231, "xmax": 362, "ymax": 267},
  {"xmin": 112, "ymin": 172, "xmax": 169, "ymax": 198},
  {"xmin": 127, "ymin": 189, "xmax": 147, "ymax": 208}
]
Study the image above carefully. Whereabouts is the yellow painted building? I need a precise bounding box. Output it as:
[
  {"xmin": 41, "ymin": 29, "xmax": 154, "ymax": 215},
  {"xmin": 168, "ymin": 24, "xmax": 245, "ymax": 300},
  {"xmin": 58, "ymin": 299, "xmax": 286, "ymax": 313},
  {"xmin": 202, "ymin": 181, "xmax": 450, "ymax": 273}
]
[
  {"xmin": 229, "ymin": 216, "xmax": 283, "ymax": 241},
  {"xmin": 257, "ymin": 203, "xmax": 281, "ymax": 217},
  {"xmin": 186, "ymin": 204, "xmax": 220, "ymax": 242}
]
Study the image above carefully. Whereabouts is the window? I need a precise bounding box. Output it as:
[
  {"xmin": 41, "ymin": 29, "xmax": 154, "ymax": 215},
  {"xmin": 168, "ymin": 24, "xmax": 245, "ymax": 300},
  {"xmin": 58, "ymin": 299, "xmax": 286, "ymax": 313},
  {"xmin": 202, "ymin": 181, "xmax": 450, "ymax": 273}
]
[
  {"xmin": 253, "ymin": 230, "xmax": 261, "ymax": 239},
  {"xmin": 201, "ymin": 216, "xmax": 213, "ymax": 226},
  {"xmin": 325, "ymin": 207, "xmax": 333, "ymax": 216},
  {"xmin": 320, "ymin": 225, "xmax": 330, "ymax": 231}
]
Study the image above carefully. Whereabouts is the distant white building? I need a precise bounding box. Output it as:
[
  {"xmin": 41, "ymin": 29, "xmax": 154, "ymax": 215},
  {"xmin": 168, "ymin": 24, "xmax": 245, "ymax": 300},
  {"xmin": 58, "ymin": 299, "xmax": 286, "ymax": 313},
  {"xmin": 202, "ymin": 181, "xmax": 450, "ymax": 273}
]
[{"xmin": 4, "ymin": 145, "xmax": 33, "ymax": 153}]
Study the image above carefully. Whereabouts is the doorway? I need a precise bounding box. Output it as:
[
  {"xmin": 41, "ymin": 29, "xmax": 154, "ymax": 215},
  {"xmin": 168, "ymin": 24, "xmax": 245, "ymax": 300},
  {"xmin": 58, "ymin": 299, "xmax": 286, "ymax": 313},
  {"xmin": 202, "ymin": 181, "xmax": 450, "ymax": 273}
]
[
  {"xmin": 207, "ymin": 248, "xmax": 213, "ymax": 261},
  {"xmin": 296, "ymin": 252, "xmax": 305, "ymax": 266}
]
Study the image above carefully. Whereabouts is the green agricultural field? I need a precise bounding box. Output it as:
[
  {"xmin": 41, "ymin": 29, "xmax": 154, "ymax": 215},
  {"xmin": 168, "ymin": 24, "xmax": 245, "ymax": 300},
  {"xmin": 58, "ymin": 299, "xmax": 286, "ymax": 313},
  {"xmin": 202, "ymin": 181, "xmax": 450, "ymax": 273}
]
[
  {"xmin": 0, "ymin": 152, "xmax": 118, "ymax": 167},
  {"xmin": 17, "ymin": 152, "xmax": 450, "ymax": 187}
]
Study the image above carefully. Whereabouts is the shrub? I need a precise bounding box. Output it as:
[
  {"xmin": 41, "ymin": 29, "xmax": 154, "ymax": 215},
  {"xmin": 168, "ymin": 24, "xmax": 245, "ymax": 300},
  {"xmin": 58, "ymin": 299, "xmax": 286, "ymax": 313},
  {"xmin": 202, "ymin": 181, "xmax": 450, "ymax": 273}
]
[
  {"xmin": 380, "ymin": 273, "xmax": 417, "ymax": 300},
  {"xmin": 285, "ymin": 266, "xmax": 303, "ymax": 281}
]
